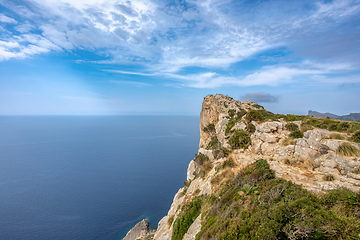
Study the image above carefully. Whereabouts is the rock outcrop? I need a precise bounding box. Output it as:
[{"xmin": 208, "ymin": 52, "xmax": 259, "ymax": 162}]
[
  {"xmin": 126, "ymin": 94, "xmax": 360, "ymax": 240},
  {"xmin": 122, "ymin": 219, "xmax": 154, "ymax": 240}
]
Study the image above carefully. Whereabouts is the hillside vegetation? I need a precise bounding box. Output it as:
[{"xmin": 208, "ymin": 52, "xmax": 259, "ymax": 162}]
[{"xmin": 174, "ymin": 160, "xmax": 360, "ymax": 240}]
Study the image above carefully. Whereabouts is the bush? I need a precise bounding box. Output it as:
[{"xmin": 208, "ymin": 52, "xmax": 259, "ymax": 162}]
[
  {"xmin": 222, "ymin": 157, "xmax": 235, "ymax": 169},
  {"xmin": 194, "ymin": 153, "xmax": 209, "ymax": 165},
  {"xmin": 253, "ymin": 103, "xmax": 264, "ymax": 109},
  {"xmin": 221, "ymin": 147, "xmax": 231, "ymax": 157},
  {"xmin": 336, "ymin": 142, "xmax": 360, "ymax": 157},
  {"xmin": 229, "ymin": 130, "xmax": 251, "ymax": 149},
  {"xmin": 206, "ymin": 136, "xmax": 219, "ymax": 150},
  {"xmin": 236, "ymin": 110, "xmax": 247, "ymax": 119},
  {"xmin": 285, "ymin": 123, "xmax": 299, "ymax": 131},
  {"xmin": 290, "ymin": 130, "xmax": 303, "ymax": 138},
  {"xmin": 225, "ymin": 120, "xmax": 235, "ymax": 134},
  {"xmin": 246, "ymin": 123, "xmax": 256, "ymax": 133},
  {"xmin": 172, "ymin": 197, "xmax": 203, "ymax": 240},
  {"xmin": 228, "ymin": 109, "xmax": 236, "ymax": 118},
  {"xmin": 203, "ymin": 123, "xmax": 215, "ymax": 132},
  {"xmin": 352, "ymin": 131, "xmax": 360, "ymax": 143},
  {"xmin": 323, "ymin": 174, "xmax": 335, "ymax": 181},
  {"xmin": 245, "ymin": 110, "xmax": 265, "ymax": 122}
]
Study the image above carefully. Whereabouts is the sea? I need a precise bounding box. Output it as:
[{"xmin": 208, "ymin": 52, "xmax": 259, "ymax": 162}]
[{"xmin": 0, "ymin": 116, "xmax": 200, "ymax": 240}]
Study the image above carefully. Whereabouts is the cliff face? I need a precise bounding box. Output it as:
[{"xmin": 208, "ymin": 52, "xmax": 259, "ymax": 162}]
[{"xmin": 127, "ymin": 94, "xmax": 360, "ymax": 240}]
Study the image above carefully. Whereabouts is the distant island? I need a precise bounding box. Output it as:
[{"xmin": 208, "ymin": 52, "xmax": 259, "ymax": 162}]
[{"xmin": 309, "ymin": 110, "xmax": 360, "ymax": 122}]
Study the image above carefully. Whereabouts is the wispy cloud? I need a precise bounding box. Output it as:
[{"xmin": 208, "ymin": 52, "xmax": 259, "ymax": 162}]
[
  {"xmin": 110, "ymin": 80, "xmax": 151, "ymax": 87},
  {"xmin": 0, "ymin": 0, "xmax": 359, "ymax": 88}
]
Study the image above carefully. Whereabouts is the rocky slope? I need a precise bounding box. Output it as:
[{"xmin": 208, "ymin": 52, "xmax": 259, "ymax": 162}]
[{"xmin": 126, "ymin": 94, "xmax": 360, "ymax": 240}]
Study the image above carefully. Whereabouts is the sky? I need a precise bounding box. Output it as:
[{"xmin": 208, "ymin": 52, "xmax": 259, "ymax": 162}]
[{"xmin": 0, "ymin": 0, "xmax": 360, "ymax": 115}]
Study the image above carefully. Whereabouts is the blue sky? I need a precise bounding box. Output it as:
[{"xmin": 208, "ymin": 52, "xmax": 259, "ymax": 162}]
[{"xmin": 0, "ymin": 0, "xmax": 359, "ymax": 115}]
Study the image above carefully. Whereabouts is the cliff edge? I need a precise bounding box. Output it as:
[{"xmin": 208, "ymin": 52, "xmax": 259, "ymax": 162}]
[{"xmin": 128, "ymin": 94, "xmax": 360, "ymax": 240}]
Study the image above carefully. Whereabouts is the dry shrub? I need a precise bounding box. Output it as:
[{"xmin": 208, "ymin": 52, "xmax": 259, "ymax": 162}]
[
  {"xmin": 323, "ymin": 174, "xmax": 335, "ymax": 181},
  {"xmin": 336, "ymin": 142, "xmax": 360, "ymax": 157},
  {"xmin": 210, "ymin": 168, "xmax": 234, "ymax": 190},
  {"xmin": 281, "ymin": 137, "xmax": 295, "ymax": 146},
  {"xmin": 327, "ymin": 133, "xmax": 346, "ymax": 140}
]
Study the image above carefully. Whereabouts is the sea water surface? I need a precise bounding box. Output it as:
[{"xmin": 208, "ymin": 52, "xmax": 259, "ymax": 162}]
[{"xmin": 0, "ymin": 116, "xmax": 199, "ymax": 239}]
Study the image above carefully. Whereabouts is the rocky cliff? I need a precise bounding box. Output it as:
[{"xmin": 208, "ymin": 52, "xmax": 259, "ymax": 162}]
[{"xmin": 126, "ymin": 94, "xmax": 360, "ymax": 240}]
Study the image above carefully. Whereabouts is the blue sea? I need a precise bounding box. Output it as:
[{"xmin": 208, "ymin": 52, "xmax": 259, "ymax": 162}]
[{"xmin": 0, "ymin": 116, "xmax": 199, "ymax": 240}]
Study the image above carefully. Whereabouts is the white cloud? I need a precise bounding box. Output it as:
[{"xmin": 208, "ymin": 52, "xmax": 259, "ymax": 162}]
[
  {"xmin": 0, "ymin": 0, "xmax": 359, "ymax": 90},
  {"xmin": 0, "ymin": 14, "xmax": 17, "ymax": 23}
]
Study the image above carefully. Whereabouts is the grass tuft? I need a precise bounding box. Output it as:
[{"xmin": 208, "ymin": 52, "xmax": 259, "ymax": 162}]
[{"xmin": 336, "ymin": 142, "xmax": 360, "ymax": 157}]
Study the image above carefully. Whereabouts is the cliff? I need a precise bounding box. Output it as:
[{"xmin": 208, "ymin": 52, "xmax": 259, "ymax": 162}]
[{"xmin": 126, "ymin": 94, "xmax": 360, "ymax": 240}]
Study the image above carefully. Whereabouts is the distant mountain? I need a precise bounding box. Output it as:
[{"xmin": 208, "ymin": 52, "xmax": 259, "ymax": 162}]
[{"xmin": 308, "ymin": 110, "xmax": 360, "ymax": 122}]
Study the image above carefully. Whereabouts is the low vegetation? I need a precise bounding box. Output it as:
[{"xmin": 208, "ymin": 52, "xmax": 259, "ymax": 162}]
[
  {"xmin": 285, "ymin": 123, "xmax": 299, "ymax": 132},
  {"xmin": 193, "ymin": 153, "xmax": 213, "ymax": 179},
  {"xmin": 352, "ymin": 131, "xmax": 360, "ymax": 143},
  {"xmin": 172, "ymin": 196, "xmax": 203, "ymax": 240},
  {"xmin": 246, "ymin": 123, "xmax": 256, "ymax": 133},
  {"xmin": 176, "ymin": 160, "xmax": 360, "ymax": 240},
  {"xmin": 228, "ymin": 130, "xmax": 251, "ymax": 149},
  {"xmin": 323, "ymin": 174, "xmax": 335, "ymax": 181},
  {"xmin": 281, "ymin": 137, "xmax": 296, "ymax": 146},
  {"xmin": 206, "ymin": 136, "xmax": 219, "ymax": 150},
  {"xmin": 336, "ymin": 142, "xmax": 360, "ymax": 157},
  {"xmin": 289, "ymin": 130, "xmax": 303, "ymax": 138},
  {"xmin": 203, "ymin": 123, "xmax": 216, "ymax": 132},
  {"xmin": 326, "ymin": 133, "xmax": 347, "ymax": 140}
]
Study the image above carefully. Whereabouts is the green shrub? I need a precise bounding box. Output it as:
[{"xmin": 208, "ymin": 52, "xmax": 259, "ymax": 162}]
[
  {"xmin": 229, "ymin": 130, "xmax": 251, "ymax": 149},
  {"xmin": 194, "ymin": 153, "xmax": 209, "ymax": 165},
  {"xmin": 336, "ymin": 142, "xmax": 360, "ymax": 157},
  {"xmin": 203, "ymin": 123, "xmax": 215, "ymax": 132},
  {"xmin": 352, "ymin": 131, "xmax": 360, "ymax": 143},
  {"xmin": 236, "ymin": 110, "xmax": 247, "ymax": 119},
  {"xmin": 285, "ymin": 114, "xmax": 307, "ymax": 122},
  {"xmin": 221, "ymin": 147, "xmax": 231, "ymax": 157},
  {"xmin": 253, "ymin": 103, "xmax": 264, "ymax": 109},
  {"xmin": 338, "ymin": 122, "xmax": 350, "ymax": 132},
  {"xmin": 172, "ymin": 197, "xmax": 203, "ymax": 240},
  {"xmin": 228, "ymin": 109, "xmax": 236, "ymax": 118},
  {"xmin": 222, "ymin": 157, "xmax": 235, "ymax": 169},
  {"xmin": 290, "ymin": 130, "xmax": 303, "ymax": 138},
  {"xmin": 225, "ymin": 120, "xmax": 235, "ymax": 134},
  {"xmin": 206, "ymin": 136, "xmax": 219, "ymax": 150},
  {"xmin": 246, "ymin": 123, "xmax": 256, "ymax": 133},
  {"xmin": 285, "ymin": 123, "xmax": 299, "ymax": 131},
  {"xmin": 328, "ymin": 123, "xmax": 338, "ymax": 131},
  {"xmin": 245, "ymin": 110, "xmax": 265, "ymax": 122}
]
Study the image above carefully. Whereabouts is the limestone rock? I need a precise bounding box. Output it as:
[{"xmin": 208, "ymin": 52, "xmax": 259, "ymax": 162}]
[
  {"xmin": 256, "ymin": 121, "xmax": 283, "ymax": 133},
  {"xmin": 123, "ymin": 219, "xmax": 151, "ymax": 240}
]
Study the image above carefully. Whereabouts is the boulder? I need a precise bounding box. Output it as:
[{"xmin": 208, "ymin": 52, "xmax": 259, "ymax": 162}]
[{"xmin": 123, "ymin": 219, "xmax": 151, "ymax": 240}]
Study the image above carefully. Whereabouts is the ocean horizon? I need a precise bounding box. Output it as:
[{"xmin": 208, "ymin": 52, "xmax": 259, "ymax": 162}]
[{"xmin": 0, "ymin": 115, "xmax": 200, "ymax": 239}]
